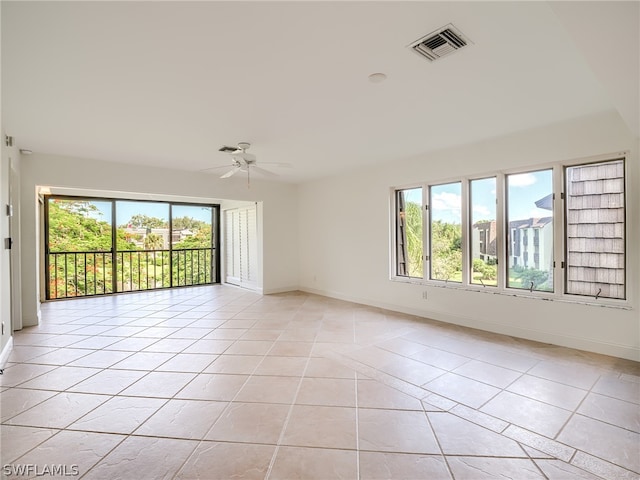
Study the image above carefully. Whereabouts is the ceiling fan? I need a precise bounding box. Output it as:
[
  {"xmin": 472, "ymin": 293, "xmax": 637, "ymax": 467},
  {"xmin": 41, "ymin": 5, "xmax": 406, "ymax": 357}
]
[{"xmin": 207, "ymin": 142, "xmax": 291, "ymax": 186}]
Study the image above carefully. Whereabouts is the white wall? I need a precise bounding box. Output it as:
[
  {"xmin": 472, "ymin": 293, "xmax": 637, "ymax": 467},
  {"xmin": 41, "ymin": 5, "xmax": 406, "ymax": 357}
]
[
  {"xmin": 19, "ymin": 154, "xmax": 299, "ymax": 326},
  {"xmin": 298, "ymin": 110, "xmax": 639, "ymax": 361}
]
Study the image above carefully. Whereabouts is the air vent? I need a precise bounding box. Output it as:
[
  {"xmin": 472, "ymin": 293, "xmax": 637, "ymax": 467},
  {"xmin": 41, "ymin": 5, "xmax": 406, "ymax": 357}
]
[{"xmin": 410, "ymin": 24, "xmax": 470, "ymax": 62}]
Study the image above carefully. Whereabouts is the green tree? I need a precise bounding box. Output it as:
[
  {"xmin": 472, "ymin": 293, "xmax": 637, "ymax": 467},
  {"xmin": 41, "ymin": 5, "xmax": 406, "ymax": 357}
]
[
  {"xmin": 403, "ymin": 201, "xmax": 423, "ymax": 277},
  {"xmin": 124, "ymin": 214, "xmax": 167, "ymax": 229},
  {"xmin": 431, "ymin": 220, "xmax": 462, "ymax": 281}
]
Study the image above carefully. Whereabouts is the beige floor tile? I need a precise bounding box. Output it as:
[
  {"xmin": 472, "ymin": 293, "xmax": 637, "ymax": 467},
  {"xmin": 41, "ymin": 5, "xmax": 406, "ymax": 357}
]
[
  {"xmin": 203, "ymin": 328, "xmax": 247, "ymax": 340},
  {"xmin": 358, "ymin": 408, "xmax": 439, "ymax": 454},
  {"xmin": 528, "ymin": 361, "xmax": 602, "ymax": 390},
  {"xmin": 235, "ymin": 375, "xmax": 300, "ymax": 404},
  {"xmin": 304, "ymin": 357, "xmax": 356, "ymax": 379},
  {"xmin": 409, "ymin": 345, "xmax": 470, "ymax": 371},
  {"xmin": 359, "ymin": 452, "xmax": 451, "ymax": 480},
  {"xmin": 269, "ymin": 446, "xmax": 357, "ymax": 480},
  {"xmin": 102, "ymin": 337, "xmax": 161, "ymax": 352},
  {"xmin": 571, "ymin": 450, "xmax": 639, "ymax": 480},
  {"xmin": 476, "ymin": 348, "xmax": 540, "ymax": 372},
  {"xmin": 357, "ymin": 379, "xmax": 423, "ymax": 410},
  {"xmin": 254, "ymin": 356, "xmax": 307, "ymax": 376},
  {"xmin": 379, "ymin": 356, "xmax": 447, "ymax": 386},
  {"xmin": 135, "ymin": 399, "xmax": 227, "ymax": 439},
  {"xmin": 69, "ymin": 396, "xmax": 165, "ymax": 434},
  {"xmin": 181, "ymin": 338, "xmax": 234, "ymax": 355},
  {"xmin": 0, "ymin": 363, "xmax": 57, "ymax": 387},
  {"xmin": 557, "ymin": 414, "xmax": 640, "ymax": 473},
  {"xmin": 506, "ymin": 374, "xmax": 588, "ymax": 411},
  {"xmin": 502, "ymin": 425, "xmax": 575, "ymax": 462},
  {"xmin": 268, "ymin": 341, "xmax": 314, "ymax": 357},
  {"xmin": 0, "ymin": 425, "xmax": 58, "ymax": 464},
  {"xmin": 578, "ymin": 392, "xmax": 640, "ymax": 432},
  {"xmin": 225, "ymin": 340, "xmax": 275, "ymax": 355},
  {"xmin": 14, "ymin": 430, "xmax": 125, "ymax": 478},
  {"xmin": 206, "ymin": 402, "xmax": 289, "ymax": 443},
  {"xmin": 240, "ymin": 329, "xmax": 283, "ymax": 341},
  {"xmin": 424, "ymin": 372, "xmax": 501, "ymax": 408},
  {"xmin": 428, "ymin": 412, "xmax": 525, "ymax": 456},
  {"xmin": 111, "ymin": 351, "xmax": 175, "ymax": 370},
  {"xmin": 5, "ymin": 286, "xmax": 636, "ymax": 479},
  {"xmin": 175, "ymin": 373, "xmax": 248, "ymax": 401},
  {"xmin": 453, "ymin": 359, "xmax": 522, "ymax": 388},
  {"xmin": 67, "ymin": 369, "xmax": 147, "ymax": 395},
  {"xmin": 5, "ymin": 392, "xmax": 108, "ymax": 428},
  {"xmin": 142, "ymin": 338, "xmax": 196, "ymax": 353},
  {"xmin": 204, "ymin": 355, "xmax": 263, "ymax": 374},
  {"xmin": 175, "ymin": 441, "xmax": 275, "ymax": 480},
  {"xmin": 154, "ymin": 352, "xmax": 217, "ymax": 372},
  {"xmin": 68, "ymin": 336, "xmax": 121, "ymax": 349},
  {"xmin": 296, "ymin": 377, "xmax": 356, "ymax": 407},
  {"xmin": 592, "ymin": 375, "xmax": 640, "ymax": 404},
  {"xmin": 447, "ymin": 456, "xmax": 546, "ymax": 479},
  {"xmin": 535, "ymin": 459, "xmax": 604, "ymax": 479},
  {"xmin": 281, "ymin": 405, "xmax": 356, "ymax": 449},
  {"xmin": 119, "ymin": 371, "xmax": 196, "ymax": 398},
  {"xmin": 7, "ymin": 345, "xmax": 59, "ymax": 363},
  {"xmin": 84, "ymin": 436, "xmax": 198, "ymax": 480},
  {"xmin": 67, "ymin": 349, "xmax": 133, "ymax": 368},
  {"xmin": 18, "ymin": 366, "xmax": 101, "ymax": 391},
  {"xmin": 24, "ymin": 348, "xmax": 93, "ymax": 366},
  {"xmin": 481, "ymin": 391, "xmax": 572, "ymax": 438}
]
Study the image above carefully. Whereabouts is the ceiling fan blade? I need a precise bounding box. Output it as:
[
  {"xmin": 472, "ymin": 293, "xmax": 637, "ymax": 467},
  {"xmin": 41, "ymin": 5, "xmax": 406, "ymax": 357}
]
[
  {"xmin": 200, "ymin": 164, "xmax": 234, "ymax": 172},
  {"xmin": 220, "ymin": 166, "xmax": 242, "ymax": 179},
  {"xmin": 218, "ymin": 145, "xmax": 240, "ymax": 153},
  {"xmin": 251, "ymin": 165, "xmax": 278, "ymax": 177},
  {"xmin": 259, "ymin": 161, "xmax": 293, "ymax": 169}
]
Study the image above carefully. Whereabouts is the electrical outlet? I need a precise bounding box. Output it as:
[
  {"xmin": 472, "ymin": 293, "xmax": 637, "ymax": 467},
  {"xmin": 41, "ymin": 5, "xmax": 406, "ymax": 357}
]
[{"xmin": 422, "ymin": 290, "xmax": 428, "ymax": 300}]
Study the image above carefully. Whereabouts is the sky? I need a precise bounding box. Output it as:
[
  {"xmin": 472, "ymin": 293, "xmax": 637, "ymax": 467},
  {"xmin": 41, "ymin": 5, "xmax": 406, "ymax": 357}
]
[
  {"xmin": 86, "ymin": 201, "xmax": 213, "ymax": 226},
  {"xmin": 403, "ymin": 169, "xmax": 554, "ymax": 224}
]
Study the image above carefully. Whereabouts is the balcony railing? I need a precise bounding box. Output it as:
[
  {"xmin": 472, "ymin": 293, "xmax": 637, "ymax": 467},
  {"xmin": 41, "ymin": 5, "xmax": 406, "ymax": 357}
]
[{"xmin": 47, "ymin": 248, "xmax": 215, "ymax": 299}]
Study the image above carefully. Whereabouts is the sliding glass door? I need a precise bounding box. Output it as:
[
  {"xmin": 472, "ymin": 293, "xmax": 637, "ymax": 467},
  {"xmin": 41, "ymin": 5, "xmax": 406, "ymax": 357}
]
[{"xmin": 45, "ymin": 196, "xmax": 219, "ymax": 299}]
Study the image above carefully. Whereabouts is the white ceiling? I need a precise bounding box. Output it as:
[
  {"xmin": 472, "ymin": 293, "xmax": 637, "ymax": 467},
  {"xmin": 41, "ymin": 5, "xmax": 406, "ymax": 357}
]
[{"xmin": 2, "ymin": 1, "xmax": 638, "ymax": 183}]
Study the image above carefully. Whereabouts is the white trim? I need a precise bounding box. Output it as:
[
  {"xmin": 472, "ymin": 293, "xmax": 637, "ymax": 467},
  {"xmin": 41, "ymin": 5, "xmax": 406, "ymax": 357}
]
[{"xmin": 0, "ymin": 337, "xmax": 14, "ymax": 369}]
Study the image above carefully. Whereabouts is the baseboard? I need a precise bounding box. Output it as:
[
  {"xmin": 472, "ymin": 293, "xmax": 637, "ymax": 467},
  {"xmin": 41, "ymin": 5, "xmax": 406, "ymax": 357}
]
[
  {"xmin": 0, "ymin": 336, "xmax": 14, "ymax": 369},
  {"xmin": 299, "ymin": 286, "xmax": 640, "ymax": 362}
]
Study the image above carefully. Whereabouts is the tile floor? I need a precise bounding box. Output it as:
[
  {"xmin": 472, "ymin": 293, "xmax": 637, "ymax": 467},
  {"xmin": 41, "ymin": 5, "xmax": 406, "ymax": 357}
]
[{"xmin": 1, "ymin": 285, "xmax": 638, "ymax": 479}]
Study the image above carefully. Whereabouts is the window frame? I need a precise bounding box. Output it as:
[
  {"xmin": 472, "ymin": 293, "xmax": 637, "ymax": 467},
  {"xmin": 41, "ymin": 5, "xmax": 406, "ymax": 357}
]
[{"xmin": 390, "ymin": 152, "xmax": 629, "ymax": 308}]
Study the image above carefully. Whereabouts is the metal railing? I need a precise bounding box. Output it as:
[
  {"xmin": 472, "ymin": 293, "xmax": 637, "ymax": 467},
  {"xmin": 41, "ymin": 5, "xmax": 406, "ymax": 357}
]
[{"xmin": 47, "ymin": 247, "xmax": 215, "ymax": 299}]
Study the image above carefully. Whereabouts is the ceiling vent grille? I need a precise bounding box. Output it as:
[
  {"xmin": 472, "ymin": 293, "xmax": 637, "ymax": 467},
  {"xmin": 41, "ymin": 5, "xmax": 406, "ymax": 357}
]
[{"xmin": 410, "ymin": 24, "xmax": 470, "ymax": 62}]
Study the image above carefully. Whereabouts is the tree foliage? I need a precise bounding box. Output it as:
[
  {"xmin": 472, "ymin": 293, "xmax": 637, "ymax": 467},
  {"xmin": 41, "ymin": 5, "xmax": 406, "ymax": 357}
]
[{"xmin": 431, "ymin": 220, "xmax": 462, "ymax": 281}]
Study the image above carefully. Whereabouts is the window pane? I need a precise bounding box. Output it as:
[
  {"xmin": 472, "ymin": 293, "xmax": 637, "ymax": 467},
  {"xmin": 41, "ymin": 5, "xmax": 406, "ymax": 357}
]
[
  {"xmin": 470, "ymin": 177, "xmax": 497, "ymax": 286},
  {"xmin": 116, "ymin": 201, "xmax": 170, "ymax": 251},
  {"xmin": 565, "ymin": 159, "xmax": 625, "ymax": 299},
  {"xmin": 506, "ymin": 170, "xmax": 553, "ymax": 292},
  {"xmin": 430, "ymin": 182, "xmax": 462, "ymax": 282},
  {"xmin": 396, "ymin": 188, "xmax": 423, "ymax": 278},
  {"xmin": 172, "ymin": 205, "xmax": 214, "ymax": 250}
]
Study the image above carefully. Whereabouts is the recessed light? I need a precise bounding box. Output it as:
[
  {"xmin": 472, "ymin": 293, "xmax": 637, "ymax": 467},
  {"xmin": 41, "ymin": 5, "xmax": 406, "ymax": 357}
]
[{"xmin": 368, "ymin": 72, "xmax": 387, "ymax": 84}]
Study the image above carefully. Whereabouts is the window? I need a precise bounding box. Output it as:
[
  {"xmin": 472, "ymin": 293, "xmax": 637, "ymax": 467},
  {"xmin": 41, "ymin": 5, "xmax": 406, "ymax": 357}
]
[
  {"xmin": 565, "ymin": 159, "xmax": 625, "ymax": 299},
  {"xmin": 430, "ymin": 182, "xmax": 462, "ymax": 282},
  {"xmin": 470, "ymin": 177, "xmax": 497, "ymax": 286},
  {"xmin": 391, "ymin": 155, "xmax": 627, "ymax": 305},
  {"xmin": 506, "ymin": 169, "xmax": 553, "ymax": 292},
  {"xmin": 395, "ymin": 188, "xmax": 423, "ymax": 278}
]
